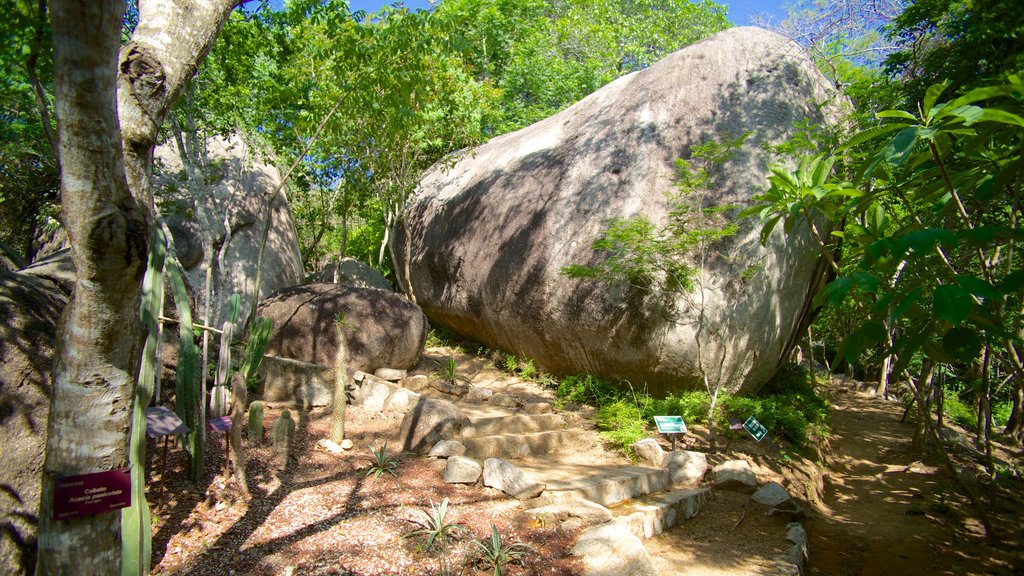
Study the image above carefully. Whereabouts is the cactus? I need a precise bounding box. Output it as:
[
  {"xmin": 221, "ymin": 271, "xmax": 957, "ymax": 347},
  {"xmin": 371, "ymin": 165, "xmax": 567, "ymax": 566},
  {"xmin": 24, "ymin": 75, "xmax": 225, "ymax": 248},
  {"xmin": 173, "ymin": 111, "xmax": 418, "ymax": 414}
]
[
  {"xmin": 167, "ymin": 255, "xmax": 202, "ymax": 481},
  {"xmin": 121, "ymin": 227, "xmax": 165, "ymax": 576},
  {"xmin": 248, "ymin": 401, "xmax": 264, "ymax": 442},
  {"xmin": 272, "ymin": 409, "xmax": 296, "ymax": 465}
]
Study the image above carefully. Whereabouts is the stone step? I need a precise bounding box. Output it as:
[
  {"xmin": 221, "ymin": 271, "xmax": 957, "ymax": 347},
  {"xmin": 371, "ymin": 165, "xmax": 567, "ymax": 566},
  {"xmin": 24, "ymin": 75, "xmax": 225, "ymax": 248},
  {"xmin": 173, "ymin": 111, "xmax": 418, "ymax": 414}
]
[
  {"xmin": 541, "ymin": 466, "xmax": 671, "ymax": 508},
  {"xmin": 461, "ymin": 430, "xmax": 589, "ymax": 459},
  {"xmin": 612, "ymin": 487, "xmax": 710, "ymax": 540},
  {"xmin": 460, "ymin": 413, "xmax": 565, "ymax": 437}
]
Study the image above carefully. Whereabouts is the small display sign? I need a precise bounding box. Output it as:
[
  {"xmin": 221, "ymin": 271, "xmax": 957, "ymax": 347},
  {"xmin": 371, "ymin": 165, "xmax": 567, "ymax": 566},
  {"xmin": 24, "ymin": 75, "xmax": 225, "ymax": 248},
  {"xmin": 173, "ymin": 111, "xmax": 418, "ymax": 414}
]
[
  {"xmin": 53, "ymin": 468, "xmax": 132, "ymax": 520},
  {"xmin": 742, "ymin": 416, "xmax": 768, "ymax": 442},
  {"xmin": 146, "ymin": 406, "xmax": 189, "ymax": 438},
  {"xmin": 208, "ymin": 416, "xmax": 232, "ymax": 432},
  {"xmin": 654, "ymin": 415, "xmax": 687, "ymax": 434},
  {"xmin": 728, "ymin": 418, "xmax": 744, "ymax": 431}
]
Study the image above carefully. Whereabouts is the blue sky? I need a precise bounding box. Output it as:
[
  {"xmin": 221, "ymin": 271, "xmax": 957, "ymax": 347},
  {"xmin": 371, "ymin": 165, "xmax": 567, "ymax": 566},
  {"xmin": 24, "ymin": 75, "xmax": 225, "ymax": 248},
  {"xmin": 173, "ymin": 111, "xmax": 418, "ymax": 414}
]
[{"xmin": 268, "ymin": 0, "xmax": 788, "ymax": 26}]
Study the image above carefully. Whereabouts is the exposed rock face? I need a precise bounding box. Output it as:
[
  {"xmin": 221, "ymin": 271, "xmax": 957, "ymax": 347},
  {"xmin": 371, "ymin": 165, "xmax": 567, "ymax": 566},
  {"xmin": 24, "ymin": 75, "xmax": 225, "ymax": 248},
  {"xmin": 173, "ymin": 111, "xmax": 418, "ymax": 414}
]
[
  {"xmin": 155, "ymin": 135, "xmax": 304, "ymax": 328},
  {"xmin": 308, "ymin": 257, "xmax": 393, "ymax": 292},
  {"xmin": 257, "ymin": 283, "xmax": 428, "ymax": 373},
  {"xmin": 396, "ymin": 27, "xmax": 844, "ymax": 394},
  {"xmin": 0, "ymin": 269, "xmax": 66, "ymax": 574}
]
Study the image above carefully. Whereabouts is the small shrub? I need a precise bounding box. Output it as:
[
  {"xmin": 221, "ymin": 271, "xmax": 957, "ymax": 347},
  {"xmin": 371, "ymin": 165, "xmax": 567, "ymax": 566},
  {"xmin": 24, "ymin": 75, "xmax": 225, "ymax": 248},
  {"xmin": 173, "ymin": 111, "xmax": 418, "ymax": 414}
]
[
  {"xmin": 555, "ymin": 374, "xmax": 626, "ymax": 407},
  {"xmin": 436, "ymin": 357, "xmax": 460, "ymax": 384},
  {"xmin": 470, "ymin": 524, "xmax": 532, "ymax": 576},
  {"xmin": 519, "ymin": 358, "xmax": 537, "ymax": 380},
  {"xmin": 596, "ymin": 397, "xmax": 650, "ymax": 455},
  {"xmin": 503, "ymin": 354, "xmax": 519, "ymax": 374},
  {"xmin": 943, "ymin": 390, "xmax": 977, "ymax": 430},
  {"xmin": 405, "ymin": 498, "xmax": 464, "ymax": 552},
  {"xmin": 365, "ymin": 442, "xmax": 399, "ymax": 478}
]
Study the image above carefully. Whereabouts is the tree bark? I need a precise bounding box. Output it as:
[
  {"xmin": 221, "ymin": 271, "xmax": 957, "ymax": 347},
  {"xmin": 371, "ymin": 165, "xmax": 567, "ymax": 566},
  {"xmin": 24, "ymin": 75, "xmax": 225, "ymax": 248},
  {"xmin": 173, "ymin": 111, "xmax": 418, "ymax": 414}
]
[{"xmin": 38, "ymin": 1, "xmax": 235, "ymax": 572}]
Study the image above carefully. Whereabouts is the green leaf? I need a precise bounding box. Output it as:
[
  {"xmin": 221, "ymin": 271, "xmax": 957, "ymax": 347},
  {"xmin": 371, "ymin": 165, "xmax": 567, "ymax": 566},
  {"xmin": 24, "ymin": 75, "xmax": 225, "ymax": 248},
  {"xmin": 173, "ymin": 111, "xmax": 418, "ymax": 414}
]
[
  {"xmin": 851, "ymin": 270, "xmax": 881, "ymax": 294},
  {"xmin": 923, "ymin": 81, "xmax": 950, "ymax": 119},
  {"xmin": 942, "ymin": 327, "xmax": 982, "ymax": 363},
  {"xmin": 839, "ymin": 123, "xmax": 909, "ymax": 152},
  {"xmin": 889, "ymin": 287, "xmax": 923, "ymax": 321},
  {"xmin": 863, "ymin": 320, "xmax": 889, "ymax": 343},
  {"xmin": 814, "ymin": 276, "xmax": 852, "ymax": 308},
  {"xmin": 956, "ymin": 275, "xmax": 1002, "ymax": 300},
  {"xmin": 876, "ymin": 109, "xmax": 918, "ymax": 121},
  {"xmin": 976, "ymin": 108, "xmax": 1024, "ymax": 127},
  {"xmin": 1001, "ymin": 270, "xmax": 1024, "ymax": 293},
  {"xmin": 933, "ymin": 284, "xmax": 974, "ymax": 325}
]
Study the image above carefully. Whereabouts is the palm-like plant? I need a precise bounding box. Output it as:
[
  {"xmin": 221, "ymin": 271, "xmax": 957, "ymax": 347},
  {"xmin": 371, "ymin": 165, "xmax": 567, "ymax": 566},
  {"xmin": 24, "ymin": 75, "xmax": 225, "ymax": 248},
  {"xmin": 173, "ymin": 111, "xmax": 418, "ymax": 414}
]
[
  {"xmin": 365, "ymin": 441, "xmax": 399, "ymax": 478},
  {"xmin": 471, "ymin": 524, "xmax": 532, "ymax": 576},
  {"xmin": 404, "ymin": 498, "xmax": 464, "ymax": 552}
]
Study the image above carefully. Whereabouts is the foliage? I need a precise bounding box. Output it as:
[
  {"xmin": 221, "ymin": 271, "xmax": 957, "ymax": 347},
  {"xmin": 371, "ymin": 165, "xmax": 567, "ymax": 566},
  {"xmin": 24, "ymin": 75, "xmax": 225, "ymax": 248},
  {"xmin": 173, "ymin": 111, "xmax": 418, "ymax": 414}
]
[
  {"xmin": 436, "ymin": 356, "xmax": 461, "ymax": 385},
  {"xmin": 365, "ymin": 441, "xmax": 399, "ymax": 478},
  {"xmin": 404, "ymin": 498, "xmax": 464, "ymax": 552},
  {"xmin": 239, "ymin": 316, "xmax": 272, "ymax": 390},
  {"xmin": 469, "ymin": 524, "xmax": 532, "ymax": 576}
]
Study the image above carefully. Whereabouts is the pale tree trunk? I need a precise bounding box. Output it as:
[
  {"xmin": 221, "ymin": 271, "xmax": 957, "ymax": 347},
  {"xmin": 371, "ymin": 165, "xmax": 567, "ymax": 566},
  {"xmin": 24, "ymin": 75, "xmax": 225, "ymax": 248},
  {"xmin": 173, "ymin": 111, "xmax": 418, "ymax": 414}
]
[{"xmin": 38, "ymin": 1, "xmax": 235, "ymax": 572}]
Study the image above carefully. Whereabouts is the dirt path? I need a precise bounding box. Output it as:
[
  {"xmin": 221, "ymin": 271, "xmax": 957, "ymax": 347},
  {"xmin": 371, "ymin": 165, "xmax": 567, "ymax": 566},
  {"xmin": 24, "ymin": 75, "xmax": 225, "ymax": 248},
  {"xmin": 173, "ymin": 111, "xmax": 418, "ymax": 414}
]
[{"xmin": 807, "ymin": 383, "xmax": 1019, "ymax": 576}]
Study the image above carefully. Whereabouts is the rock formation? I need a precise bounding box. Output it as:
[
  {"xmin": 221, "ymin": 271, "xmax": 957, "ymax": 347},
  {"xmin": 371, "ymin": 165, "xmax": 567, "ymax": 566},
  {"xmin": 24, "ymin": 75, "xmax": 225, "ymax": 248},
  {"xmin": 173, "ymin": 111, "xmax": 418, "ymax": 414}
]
[
  {"xmin": 155, "ymin": 135, "xmax": 304, "ymax": 328},
  {"xmin": 395, "ymin": 27, "xmax": 845, "ymax": 394},
  {"xmin": 257, "ymin": 283, "xmax": 428, "ymax": 373},
  {"xmin": 0, "ymin": 268, "xmax": 66, "ymax": 574}
]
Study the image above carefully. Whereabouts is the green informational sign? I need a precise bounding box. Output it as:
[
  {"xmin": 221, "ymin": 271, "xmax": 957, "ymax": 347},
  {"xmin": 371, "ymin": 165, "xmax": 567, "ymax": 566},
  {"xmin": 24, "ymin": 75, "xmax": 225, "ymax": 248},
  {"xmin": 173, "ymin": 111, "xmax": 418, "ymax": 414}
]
[
  {"xmin": 743, "ymin": 416, "xmax": 768, "ymax": 442},
  {"xmin": 654, "ymin": 415, "xmax": 687, "ymax": 434}
]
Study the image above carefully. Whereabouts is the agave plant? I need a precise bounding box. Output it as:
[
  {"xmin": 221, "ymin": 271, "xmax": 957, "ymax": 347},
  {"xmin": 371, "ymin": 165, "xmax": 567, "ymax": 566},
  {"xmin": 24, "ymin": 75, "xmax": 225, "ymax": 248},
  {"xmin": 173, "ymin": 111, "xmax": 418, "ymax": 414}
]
[
  {"xmin": 404, "ymin": 498, "xmax": 465, "ymax": 552},
  {"xmin": 471, "ymin": 524, "xmax": 532, "ymax": 576},
  {"xmin": 365, "ymin": 441, "xmax": 399, "ymax": 478}
]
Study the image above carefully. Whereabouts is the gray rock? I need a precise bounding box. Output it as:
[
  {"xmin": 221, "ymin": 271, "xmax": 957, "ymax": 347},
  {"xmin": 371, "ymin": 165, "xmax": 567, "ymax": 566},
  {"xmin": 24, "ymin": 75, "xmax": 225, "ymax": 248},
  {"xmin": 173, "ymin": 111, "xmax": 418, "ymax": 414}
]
[
  {"xmin": 523, "ymin": 401, "xmax": 553, "ymax": 414},
  {"xmin": 443, "ymin": 455, "xmax": 482, "ymax": 484},
  {"xmin": 0, "ymin": 269, "xmax": 66, "ymax": 574},
  {"xmin": 259, "ymin": 356, "xmax": 334, "ymax": 408},
  {"xmin": 155, "ymin": 135, "xmax": 304, "ymax": 329},
  {"xmin": 360, "ymin": 380, "xmax": 393, "ymax": 412},
  {"xmin": 395, "ymin": 27, "xmax": 846, "ymax": 395},
  {"xmin": 490, "ymin": 392, "xmax": 519, "ymax": 408},
  {"xmin": 752, "ymin": 482, "xmax": 792, "ymax": 508},
  {"xmin": 309, "ymin": 257, "xmax": 393, "ymax": 291},
  {"xmin": 713, "ymin": 459, "xmax": 758, "ymax": 492},
  {"xmin": 399, "ymin": 374, "xmax": 430, "ymax": 392},
  {"xmin": 630, "ymin": 438, "xmax": 666, "ymax": 467},
  {"xmin": 398, "ymin": 397, "xmax": 470, "ymax": 453},
  {"xmin": 374, "ymin": 367, "xmax": 408, "ymax": 381},
  {"xmin": 572, "ymin": 519, "xmax": 659, "ymax": 576},
  {"xmin": 20, "ymin": 249, "xmax": 75, "ymax": 295},
  {"xmin": 665, "ymin": 450, "xmax": 708, "ymax": 486},
  {"xmin": 466, "ymin": 387, "xmax": 494, "ymax": 402},
  {"xmin": 522, "ymin": 498, "xmax": 613, "ymax": 531},
  {"xmin": 258, "ymin": 283, "xmax": 428, "ymax": 375},
  {"xmin": 383, "ymin": 388, "xmax": 417, "ymax": 413},
  {"xmin": 482, "ymin": 458, "xmax": 546, "ymax": 500},
  {"xmin": 428, "ymin": 440, "xmax": 467, "ymax": 458}
]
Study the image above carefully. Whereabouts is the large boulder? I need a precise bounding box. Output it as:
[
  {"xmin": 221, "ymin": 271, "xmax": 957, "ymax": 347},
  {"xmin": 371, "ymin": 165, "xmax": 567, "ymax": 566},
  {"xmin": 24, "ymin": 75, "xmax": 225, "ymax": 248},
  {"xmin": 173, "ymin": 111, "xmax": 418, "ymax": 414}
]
[
  {"xmin": 257, "ymin": 283, "xmax": 428, "ymax": 373},
  {"xmin": 308, "ymin": 257, "xmax": 393, "ymax": 292},
  {"xmin": 0, "ymin": 269, "xmax": 66, "ymax": 574},
  {"xmin": 154, "ymin": 135, "xmax": 304, "ymax": 328},
  {"xmin": 395, "ymin": 27, "xmax": 844, "ymax": 394}
]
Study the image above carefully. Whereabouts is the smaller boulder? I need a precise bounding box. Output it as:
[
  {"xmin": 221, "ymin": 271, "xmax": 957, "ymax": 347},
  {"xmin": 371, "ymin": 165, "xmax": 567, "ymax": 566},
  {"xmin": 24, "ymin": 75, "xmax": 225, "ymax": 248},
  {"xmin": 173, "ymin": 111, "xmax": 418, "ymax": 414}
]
[
  {"xmin": 443, "ymin": 455, "xmax": 482, "ymax": 484},
  {"xmin": 490, "ymin": 393, "xmax": 518, "ymax": 408},
  {"xmin": 360, "ymin": 380, "xmax": 393, "ymax": 412},
  {"xmin": 374, "ymin": 367, "xmax": 407, "ymax": 381},
  {"xmin": 400, "ymin": 374, "xmax": 430, "ymax": 392},
  {"xmin": 630, "ymin": 438, "xmax": 665, "ymax": 467},
  {"xmin": 384, "ymin": 388, "xmax": 418, "ymax": 413},
  {"xmin": 665, "ymin": 450, "xmax": 708, "ymax": 486},
  {"xmin": 713, "ymin": 459, "xmax": 758, "ymax": 492},
  {"xmin": 428, "ymin": 440, "xmax": 467, "ymax": 459},
  {"xmin": 466, "ymin": 387, "xmax": 494, "ymax": 402},
  {"xmin": 523, "ymin": 402, "xmax": 553, "ymax": 415},
  {"xmin": 340, "ymin": 439, "xmax": 354, "ymax": 450},
  {"xmin": 522, "ymin": 498, "xmax": 613, "ymax": 531},
  {"xmin": 398, "ymin": 397, "xmax": 470, "ymax": 453},
  {"xmin": 483, "ymin": 458, "xmax": 546, "ymax": 500},
  {"xmin": 317, "ymin": 439, "xmax": 345, "ymax": 454},
  {"xmin": 572, "ymin": 519, "xmax": 658, "ymax": 576},
  {"xmin": 752, "ymin": 482, "xmax": 792, "ymax": 508}
]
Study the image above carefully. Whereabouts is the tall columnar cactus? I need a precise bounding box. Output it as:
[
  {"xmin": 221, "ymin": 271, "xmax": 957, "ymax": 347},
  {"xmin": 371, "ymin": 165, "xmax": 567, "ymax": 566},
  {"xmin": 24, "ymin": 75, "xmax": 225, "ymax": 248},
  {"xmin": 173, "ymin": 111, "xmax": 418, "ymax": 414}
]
[
  {"xmin": 121, "ymin": 227, "xmax": 165, "ymax": 576},
  {"xmin": 248, "ymin": 400, "xmax": 264, "ymax": 442},
  {"xmin": 166, "ymin": 256, "xmax": 202, "ymax": 481},
  {"xmin": 272, "ymin": 409, "xmax": 296, "ymax": 466},
  {"xmin": 330, "ymin": 320, "xmax": 349, "ymax": 443}
]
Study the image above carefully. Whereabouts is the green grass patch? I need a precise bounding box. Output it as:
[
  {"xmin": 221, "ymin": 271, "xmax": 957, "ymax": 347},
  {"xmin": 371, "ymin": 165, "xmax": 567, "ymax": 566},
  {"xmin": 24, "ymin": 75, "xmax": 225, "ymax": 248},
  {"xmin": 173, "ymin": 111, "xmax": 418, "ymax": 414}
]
[{"xmin": 549, "ymin": 363, "xmax": 830, "ymax": 456}]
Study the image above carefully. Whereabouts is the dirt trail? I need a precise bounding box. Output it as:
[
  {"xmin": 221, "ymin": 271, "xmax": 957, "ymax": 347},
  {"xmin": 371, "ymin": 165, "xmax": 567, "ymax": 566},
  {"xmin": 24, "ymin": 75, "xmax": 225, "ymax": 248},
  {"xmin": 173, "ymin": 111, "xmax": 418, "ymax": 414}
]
[{"xmin": 807, "ymin": 383, "xmax": 1018, "ymax": 576}]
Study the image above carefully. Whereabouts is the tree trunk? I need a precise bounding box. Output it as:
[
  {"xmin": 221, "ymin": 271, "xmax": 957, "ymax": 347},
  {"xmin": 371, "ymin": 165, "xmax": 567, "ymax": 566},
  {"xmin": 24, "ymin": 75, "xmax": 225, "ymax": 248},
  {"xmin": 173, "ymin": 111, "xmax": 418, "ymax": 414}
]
[
  {"xmin": 911, "ymin": 359, "xmax": 935, "ymax": 453},
  {"xmin": 38, "ymin": 1, "xmax": 235, "ymax": 571}
]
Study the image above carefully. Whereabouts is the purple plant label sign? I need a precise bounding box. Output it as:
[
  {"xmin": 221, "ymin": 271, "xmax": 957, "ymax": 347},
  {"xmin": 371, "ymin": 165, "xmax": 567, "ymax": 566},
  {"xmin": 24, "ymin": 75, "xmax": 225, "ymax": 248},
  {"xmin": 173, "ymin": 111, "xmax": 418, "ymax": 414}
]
[
  {"xmin": 52, "ymin": 468, "xmax": 132, "ymax": 521},
  {"xmin": 208, "ymin": 416, "xmax": 232, "ymax": 432}
]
